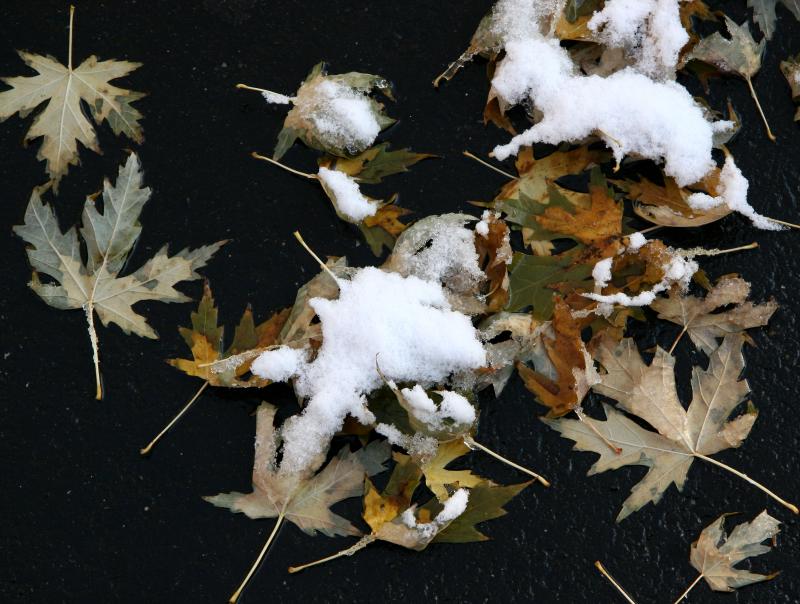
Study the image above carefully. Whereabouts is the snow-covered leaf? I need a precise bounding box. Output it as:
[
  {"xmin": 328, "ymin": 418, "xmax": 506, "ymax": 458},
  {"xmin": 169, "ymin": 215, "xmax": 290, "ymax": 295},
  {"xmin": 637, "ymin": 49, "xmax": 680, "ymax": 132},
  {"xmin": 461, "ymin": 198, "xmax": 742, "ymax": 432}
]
[{"xmin": 206, "ymin": 403, "xmax": 391, "ymax": 537}]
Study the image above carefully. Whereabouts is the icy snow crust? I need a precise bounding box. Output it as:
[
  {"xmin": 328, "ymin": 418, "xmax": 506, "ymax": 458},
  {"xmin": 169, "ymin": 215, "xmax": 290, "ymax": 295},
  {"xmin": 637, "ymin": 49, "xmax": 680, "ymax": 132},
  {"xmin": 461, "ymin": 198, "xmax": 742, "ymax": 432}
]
[{"xmin": 253, "ymin": 267, "xmax": 486, "ymax": 474}]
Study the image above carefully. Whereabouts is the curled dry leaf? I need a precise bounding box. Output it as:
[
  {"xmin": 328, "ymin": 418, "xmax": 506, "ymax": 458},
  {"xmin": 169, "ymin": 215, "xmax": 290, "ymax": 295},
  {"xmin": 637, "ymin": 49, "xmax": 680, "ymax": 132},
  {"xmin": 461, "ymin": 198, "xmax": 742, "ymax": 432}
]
[
  {"xmin": 651, "ymin": 275, "xmax": 778, "ymax": 355},
  {"xmin": 675, "ymin": 511, "xmax": 780, "ymax": 602},
  {"xmin": 517, "ymin": 298, "xmax": 598, "ymax": 417},
  {"xmin": 475, "ymin": 212, "xmax": 512, "ymax": 312},
  {"xmin": 0, "ymin": 7, "xmax": 144, "ymax": 190},
  {"xmin": 616, "ymin": 170, "xmax": 733, "ymax": 227},
  {"xmin": 13, "ymin": 153, "xmax": 223, "ymax": 399},
  {"xmin": 545, "ymin": 335, "xmax": 794, "ymax": 521}
]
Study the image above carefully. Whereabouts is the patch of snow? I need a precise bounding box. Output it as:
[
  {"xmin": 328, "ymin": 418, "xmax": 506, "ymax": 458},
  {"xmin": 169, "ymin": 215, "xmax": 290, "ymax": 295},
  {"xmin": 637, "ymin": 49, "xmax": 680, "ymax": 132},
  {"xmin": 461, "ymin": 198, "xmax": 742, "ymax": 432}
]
[
  {"xmin": 400, "ymin": 385, "xmax": 476, "ymax": 430},
  {"xmin": 402, "ymin": 488, "xmax": 470, "ymax": 539},
  {"xmin": 591, "ymin": 257, "xmax": 614, "ymax": 291},
  {"xmin": 250, "ymin": 346, "xmax": 306, "ymax": 382},
  {"xmin": 627, "ymin": 232, "xmax": 647, "ymax": 251},
  {"xmin": 686, "ymin": 157, "xmax": 782, "ymax": 231},
  {"xmin": 261, "ymin": 91, "xmax": 293, "ymax": 104},
  {"xmin": 252, "ymin": 267, "xmax": 486, "ymax": 474},
  {"xmin": 317, "ymin": 167, "xmax": 378, "ymax": 222}
]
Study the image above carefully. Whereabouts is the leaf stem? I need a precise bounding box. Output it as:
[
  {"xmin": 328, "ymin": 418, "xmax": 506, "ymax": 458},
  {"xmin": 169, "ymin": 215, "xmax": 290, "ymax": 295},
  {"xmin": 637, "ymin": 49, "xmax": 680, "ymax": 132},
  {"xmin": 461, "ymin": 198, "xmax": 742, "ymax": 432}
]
[
  {"xmin": 672, "ymin": 573, "xmax": 703, "ymax": 604},
  {"xmin": 67, "ymin": 5, "xmax": 75, "ymax": 71},
  {"xmin": 686, "ymin": 242, "xmax": 759, "ymax": 256},
  {"xmin": 668, "ymin": 326, "xmax": 688, "ymax": 355},
  {"xmin": 293, "ymin": 231, "xmax": 340, "ymax": 285},
  {"xmin": 745, "ymin": 76, "xmax": 776, "ymax": 142},
  {"xmin": 236, "ymin": 83, "xmax": 289, "ymax": 97},
  {"xmin": 576, "ymin": 409, "xmax": 622, "ymax": 454},
  {"xmin": 84, "ymin": 304, "xmax": 102, "ymax": 400},
  {"xmin": 251, "ymin": 152, "xmax": 316, "ymax": 180},
  {"xmin": 229, "ymin": 508, "xmax": 287, "ymax": 603},
  {"xmin": 462, "ymin": 151, "xmax": 517, "ymax": 180},
  {"xmin": 637, "ymin": 225, "xmax": 662, "ymax": 235},
  {"xmin": 140, "ymin": 381, "xmax": 209, "ymax": 455},
  {"xmin": 766, "ymin": 217, "xmax": 800, "ymax": 230},
  {"xmin": 694, "ymin": 453, "xmax": 799, "ymax": 515},
  {"xmin": 463, "ymin": 435, "xmax": 550, "ymax": 486},
  {"xmin": 288, "ymin": 534, "xmax": 377, "ymax": 574},
  {"xmin": 595, "ymin": 561, "xmax": 637, "ymax": 604}
]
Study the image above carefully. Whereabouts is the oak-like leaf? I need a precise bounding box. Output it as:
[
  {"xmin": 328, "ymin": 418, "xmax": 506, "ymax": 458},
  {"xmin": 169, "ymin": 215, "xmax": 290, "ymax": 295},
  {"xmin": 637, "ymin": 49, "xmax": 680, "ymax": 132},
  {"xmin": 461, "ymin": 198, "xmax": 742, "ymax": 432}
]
[{"xmin": 748, "ymin": 0, "xmax": 800, "ymax": 39}]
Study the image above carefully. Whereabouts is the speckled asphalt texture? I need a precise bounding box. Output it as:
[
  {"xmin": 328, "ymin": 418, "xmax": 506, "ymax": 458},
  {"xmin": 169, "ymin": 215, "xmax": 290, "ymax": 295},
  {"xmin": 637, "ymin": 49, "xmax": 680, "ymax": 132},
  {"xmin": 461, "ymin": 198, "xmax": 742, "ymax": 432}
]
[{"xmin": 1, "ymin": 1, "xmax": 798, "ymax": 602}]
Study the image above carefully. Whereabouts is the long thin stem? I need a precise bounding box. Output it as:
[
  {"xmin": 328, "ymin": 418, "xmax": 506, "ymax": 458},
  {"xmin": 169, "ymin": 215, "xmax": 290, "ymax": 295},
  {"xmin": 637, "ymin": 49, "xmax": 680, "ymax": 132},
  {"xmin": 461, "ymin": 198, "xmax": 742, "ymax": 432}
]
[
  {"xmin": 745, "ymin": 76, "xmax": 776, "ymax": 142},
  {"xmin": 67, "ymin": 5, "xmax": 75, "ymax": 71},
  {"xmin": 463, "ymin": 435, "xmax": 550, "ymax": 486},
  {"xmin": 236, "ymin": 83, "xmax": 282, "ymax": 95},
  {"xmin": 668, "ymin": 326, "xmax": 688, "ymax": 355},
  {"xmin": 251, "ymin": 152, "xmax": 316, "ymax": 180},
  {"xmin": 767, "ymin": 217, "xmax": 800, "ymax": 230},
  {"xmin": 288, "ymin": 534, "xmax": 377, "ymax": 574},
  {"xmin": 672, "ymin": 573, "xmax": 703, "ymax": 604},
  {"xmin": 637, "ymin": 225, "xmax": 662, "ymax": 235},
  {"xmin": 140, "ymin": 381, "xmax": 209, "ymax": 455},
  {"xmin": 293, "ymin": 231, "xmax": 340, "ymax": 284},
  {"xmin": 84, "ymin": 305, "xmax": 102, "ymax": 400},
  {"xmin": 462, "ymin": 151, "xmax": 517, "ymax": 180},
  {"xmin": 686, "ymin": 242, "xmax": 759, "ymax": 257},
  {"xmin": 576, "ymin": 409, "xmax": 622, "ymax": 454},
  {"xmin": 229, "ymin": 510, "xmax": 287, "ymax": 603},
  {"xmin": 595, "ymin": 561, "xmax": 637, "ymax": 604},
  {"xmin": 694, "ymin": 453, "xmax": 799, "ymax": 514}
]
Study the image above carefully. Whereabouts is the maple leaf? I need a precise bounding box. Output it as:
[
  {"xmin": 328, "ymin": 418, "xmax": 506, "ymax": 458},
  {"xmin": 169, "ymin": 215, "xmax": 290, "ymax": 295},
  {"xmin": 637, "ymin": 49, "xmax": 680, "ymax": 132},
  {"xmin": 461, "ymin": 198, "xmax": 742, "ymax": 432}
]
[
  {"xmin": 780, "ymin": 53, "xmax": 800, "ymax": 121},
  {"xmin": 0, "ymin": 7, "xmax": 144, "ymax": 190},
  {"xmin": 432, "ymin": 10, "xmax": 501, "ymax": 87},
  {"xmin": 206, "ymin": 402, "xmax": 390, "ymax": 536},
  {"xmin": 674, "ymin": 511, "xmax": 781, "ymax": 602},
  {"xmin": 545, "ymin": 335, "xmax": 797, "ymax": 520},
  {"xmin": 651, "ymin": 275, "xmax": 778, "ymax": 355},
  {"xmin": 688, "ymin": 17, "xmax": 775, "ymax": 140},
  {"xmin": 517, "ymin": 298, "xmax": 598, "ymax": 417},
  {"xmin": 13, "ymin": 153, "xmax": 223, "ymax": 399},
  {"xmin": 748, "ymin": 0, "xmax": 800, "ymax": 39},
  {"xmin": 420, "ymin": 439, "xmax": 485, "ymax": 501}
]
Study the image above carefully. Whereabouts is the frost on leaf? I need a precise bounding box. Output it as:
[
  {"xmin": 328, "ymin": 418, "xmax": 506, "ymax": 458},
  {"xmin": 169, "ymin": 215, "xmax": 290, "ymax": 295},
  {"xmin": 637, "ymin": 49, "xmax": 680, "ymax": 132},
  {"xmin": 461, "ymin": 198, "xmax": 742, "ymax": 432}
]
[
  {"xmin": 13, "ymin": 153, "xmax": 223, "ymax": 398},
  {"xmin": 0, "ymin": 7, "xmax": 144, "ymax": 190},
  {"xmin": 688, "ymin": 511, "xmax": 780, "ymax": 593},
  {"xmin": 545, "ymin": 334, "xmax": 763, "ymax": 520},
  {"xmin": 265, "ymin": 62, "xmax": 395, "ymax": 160}
]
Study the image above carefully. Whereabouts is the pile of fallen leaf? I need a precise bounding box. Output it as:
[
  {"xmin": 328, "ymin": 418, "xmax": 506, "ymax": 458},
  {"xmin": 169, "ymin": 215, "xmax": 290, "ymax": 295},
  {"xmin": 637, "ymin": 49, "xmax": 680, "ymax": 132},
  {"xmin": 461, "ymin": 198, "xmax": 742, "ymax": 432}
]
[{"xmin": 4, "ymin": 2, "xmax": 800, "ymax": 603}]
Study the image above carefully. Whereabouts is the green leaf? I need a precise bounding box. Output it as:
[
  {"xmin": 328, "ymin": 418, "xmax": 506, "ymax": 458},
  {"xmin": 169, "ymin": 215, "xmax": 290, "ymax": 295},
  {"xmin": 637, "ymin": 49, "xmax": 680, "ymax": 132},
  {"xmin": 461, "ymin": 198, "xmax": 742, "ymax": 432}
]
[
  {"xmin": 506, "ymin": 251, "xmax": 594, "ymax": 319},
  {"xmin": 431, "ymin": 481, "xmax": 531, "ymax": 543}
]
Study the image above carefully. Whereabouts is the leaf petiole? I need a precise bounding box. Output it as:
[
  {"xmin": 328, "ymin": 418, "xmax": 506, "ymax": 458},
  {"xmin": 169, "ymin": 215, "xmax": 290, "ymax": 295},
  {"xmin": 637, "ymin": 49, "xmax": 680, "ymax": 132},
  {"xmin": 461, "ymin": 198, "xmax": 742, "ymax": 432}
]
[
  {"xmin": 463, "ymin": 435, "xmax": 550, "ymax": 486},
  {"xmin": 462, "ymin": 150, "xmax": 517, "ymax": 180},
  {"xmin": 595, "ymin": 561, "xmax": 637, "ymax": 604},
  {"xmin": 251, "ymin": 152, "xmax": 316, "ymax": 180},
  {"xmin": 672, "ymin": 573, "xmax": 703, "ymax": 604},
  {"xmin": 288, "ymin": 534, "xmax": 377, "ymax": 574},
  {"xmin": 745, "ymin": 76, "xmax": 776, "ymax": 142},
  {"xmin": 229, "ymin": 506, "xmax": 287, "ymax": 603},
  {"xmin": 140, "ymin": 381, "xmax": 209, "ymax": 455}
]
